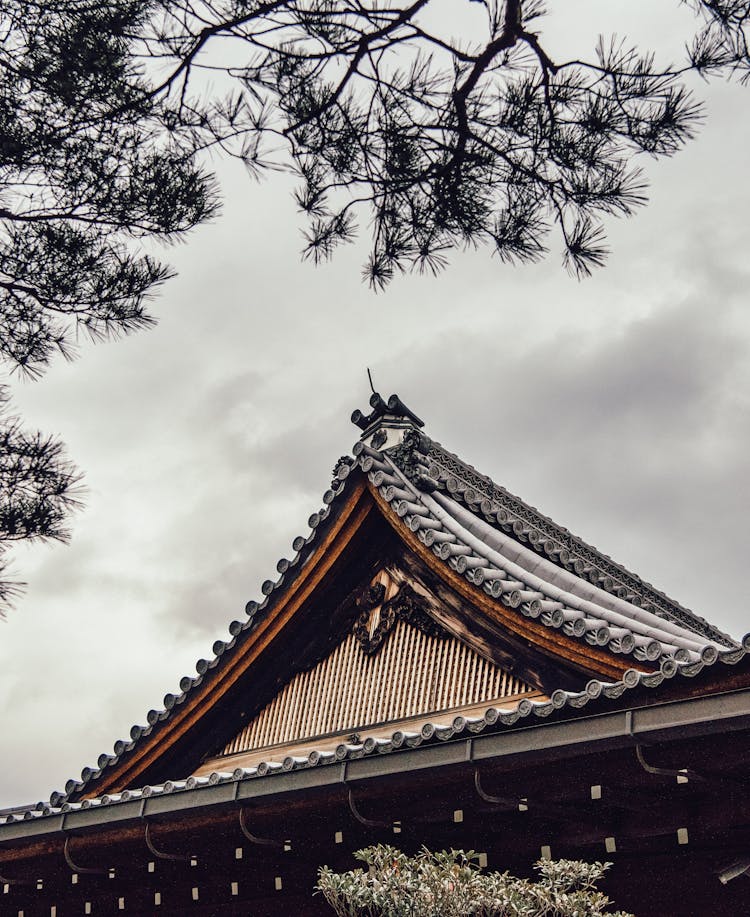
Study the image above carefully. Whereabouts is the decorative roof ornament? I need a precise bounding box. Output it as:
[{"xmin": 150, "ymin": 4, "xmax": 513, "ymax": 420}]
[
  {"xmin": 352, "ymin": 580, "xmax": 446, "ymax": 655},
  {"xmin": 351, "ymin": 391, "xmax": 425, "ymax": 432},
  {"xmin": 331, "ymin": 455, "xmax": 355, "ymax": 490}
]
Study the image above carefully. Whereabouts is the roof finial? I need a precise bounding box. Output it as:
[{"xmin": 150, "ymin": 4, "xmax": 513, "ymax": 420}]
[
  {"xmin": 351, "ymin": 389, "xmax": 425, "ymax": 431},
  {"xmin": 366, "ymin": 367, "xmax": 376, "ymax": 396}
]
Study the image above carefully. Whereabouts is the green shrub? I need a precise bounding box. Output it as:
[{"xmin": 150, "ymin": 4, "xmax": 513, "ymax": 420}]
[{"xmin": 317, "ymin": 845, "xmax": 634, "ymax": 917}]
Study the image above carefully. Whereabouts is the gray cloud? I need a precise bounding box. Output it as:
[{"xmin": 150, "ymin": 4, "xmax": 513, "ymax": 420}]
[
  {"xmin": 2, "ymin": 13, "xmax": 750, "ymax": 808},
  {"xmin": 381, "ymin": 260, "xmax": 750, "ymax": 635}
]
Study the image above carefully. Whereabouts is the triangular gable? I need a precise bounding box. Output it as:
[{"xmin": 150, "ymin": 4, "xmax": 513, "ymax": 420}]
[
  {"xmin": 197, "ymin": 571, "xmax": 539, "ymax": 775},
  {"xmin": 70, "ymin": 478, "xmax": 634, "ymax": 802},
  {"xmin": 60, "ymin": 394, "xmax": 737, "ymax": 806}
]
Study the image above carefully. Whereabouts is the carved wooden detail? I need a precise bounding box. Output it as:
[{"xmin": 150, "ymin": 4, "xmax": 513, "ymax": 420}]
[
  {"xmin": 220, "ymin": 572, "xmax": 536, "ymax": 760},
  {"xmin": 352, "ymin": 581, "xmax": 446, "ymax": 655}
]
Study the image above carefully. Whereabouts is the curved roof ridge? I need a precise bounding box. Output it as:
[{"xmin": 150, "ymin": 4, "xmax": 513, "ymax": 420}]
[
  {"xmin": 385, "ymin": 428, "xmax": 735, "ymax": 647},
  {"xmin": 430, "ymin": 490, "xmax": 722, "ymax": 654},
  {"xmin": 363, "ymin": 448, "xmax": 726, "ymax": 666}
]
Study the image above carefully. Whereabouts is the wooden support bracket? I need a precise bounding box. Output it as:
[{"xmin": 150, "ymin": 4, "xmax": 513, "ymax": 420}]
[
  {"xmin": 144, "ymin": 821, "xmax": 191, "ymax": 862},
  {"xmin": 238, "ymin": 808, "xmax": 283, "ymax": 848},
  {"xmin": 63, "ymin": 836, "xmax": 107, "ymax": 875}
]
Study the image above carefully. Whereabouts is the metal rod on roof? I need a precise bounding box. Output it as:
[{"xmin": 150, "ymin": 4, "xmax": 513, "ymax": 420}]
[
  {"xmin": 63, "ymin": 836, "xmax": 107, "ymax": 874},
  {"xmin": 346, "ymin": 787, "xmax": 391, "ymax": 829},
  {"xmin": 0, "ymin": 870, "xmax": 32, "ymax": 886},
  {"xmin": 238, "ymin": 808, "xmax": 283, "ymax": 848},
  {"xmin": 633, "ymin": 744, "xmax": 696, "ymax": 782},
  {"xmin": 629, "ymin": 741, "xmax": 750, "ymax": 792},
  {"xmin": 474, "ymin": 770, "xmax": 601, "ymax": 824},
  {"xmin": 627, "ymin": 710, "xmax": 745, "ymax": 791},
  {"xmin": 473, "ymin": 770, "xmax": 519, "ymax": 811},
  {"xmin": 347, "ymin": 783, "xmax": 460, "ymax": 831},
  {"xmin": 144, "ymin": 821, "xmax": 191, "ymax": 862}
]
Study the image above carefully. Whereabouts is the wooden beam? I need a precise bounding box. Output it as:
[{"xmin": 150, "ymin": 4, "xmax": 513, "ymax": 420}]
[{"xmin": 86, "ymin": 480, "xmax": 374, "ymax": 798}]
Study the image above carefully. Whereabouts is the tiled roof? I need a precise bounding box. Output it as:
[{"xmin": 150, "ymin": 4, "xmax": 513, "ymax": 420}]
[
  {"xmin": 363, "ymin": 405, "xmax": 732, "ymax": 647},
  {"xmin": 5, "ymin": 640, "xmax": 749, "ymax": 827},
  {"xmin": 16, "ymin": 393, "xmax": 740, "ymax": 815},
  {"xmin": 356, "ymin": 438, "xmax": 733, "ymax": 666},
  {"xmin": 426, "ymin": 439, "xmax": 731, "ymax": 643}
]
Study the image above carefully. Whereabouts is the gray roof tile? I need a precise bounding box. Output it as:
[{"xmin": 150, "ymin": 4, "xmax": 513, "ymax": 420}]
[
  {"xmin": 6, "ymin": 642, "xmax": 746, "ymax": 828},
  {"xmin": 358, "ymin": 442, "xmax": 731, "ymax": 667}
]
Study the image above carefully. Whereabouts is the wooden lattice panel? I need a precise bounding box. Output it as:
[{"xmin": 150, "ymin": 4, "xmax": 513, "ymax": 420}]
[{"xmin": 222, "ymin": 620, "xmax": 535, "ymax": 757}]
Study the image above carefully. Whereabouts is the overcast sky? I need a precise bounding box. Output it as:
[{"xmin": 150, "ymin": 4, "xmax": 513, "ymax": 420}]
[{"xmin": 1, "ymin": 3, "xmax": 749, "ymax": 808}]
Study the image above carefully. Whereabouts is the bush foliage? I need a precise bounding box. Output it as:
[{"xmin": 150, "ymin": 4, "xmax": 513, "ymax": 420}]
[{"xmin": 316, "ymin": 845, "xmax": 634, "ymax": 917}]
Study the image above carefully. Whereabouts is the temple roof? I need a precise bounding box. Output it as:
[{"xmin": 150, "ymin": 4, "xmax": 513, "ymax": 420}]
[
  {"xmin": 354, "ymin": 393, "xmax": 734, "ymax": 649},
  {"xmin": 10, "ymin": 393, "xmax": 742, "ymax": 815}
]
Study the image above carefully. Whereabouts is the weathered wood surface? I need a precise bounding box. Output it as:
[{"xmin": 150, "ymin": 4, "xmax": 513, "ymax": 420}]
[
  {"xmin": 212, "ymin": 564, "xmax": 538, "ymax": 767},
  {"xmin": 5, "ymin": 723, "xmax": 750, "ymax": 917}
]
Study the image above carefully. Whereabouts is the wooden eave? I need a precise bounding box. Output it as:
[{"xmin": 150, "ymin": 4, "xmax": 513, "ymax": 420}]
[{"xmin": 6, "ymin": 686, "xmax": 750, "ymax": 917}]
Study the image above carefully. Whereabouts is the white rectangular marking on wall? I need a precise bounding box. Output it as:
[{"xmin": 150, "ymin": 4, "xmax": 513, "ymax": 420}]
[
  {"xmin": 605, "ymin": 837, "xmax": 616, "ymax": 853},
  {"xmin": 231, "ymin": 882, "xmax": 239, "ymax": 896},
  {"xmin": 540, "ymin": 845, "xmax": 551, "ymax": 860},
  {"xmin": 191, "ymin": 887, "xmax": 199, "ymax": 901},
  {"xmin": 154, "ymin": 892, "xmax": 161, "ymax": 906},
  {"xmin": 274, "ymin": 877, "xmax": 283, "ymax": 891},
  {"xmin": 677, "ymin": 827, "xmax": 689, "ymax": 845}
]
